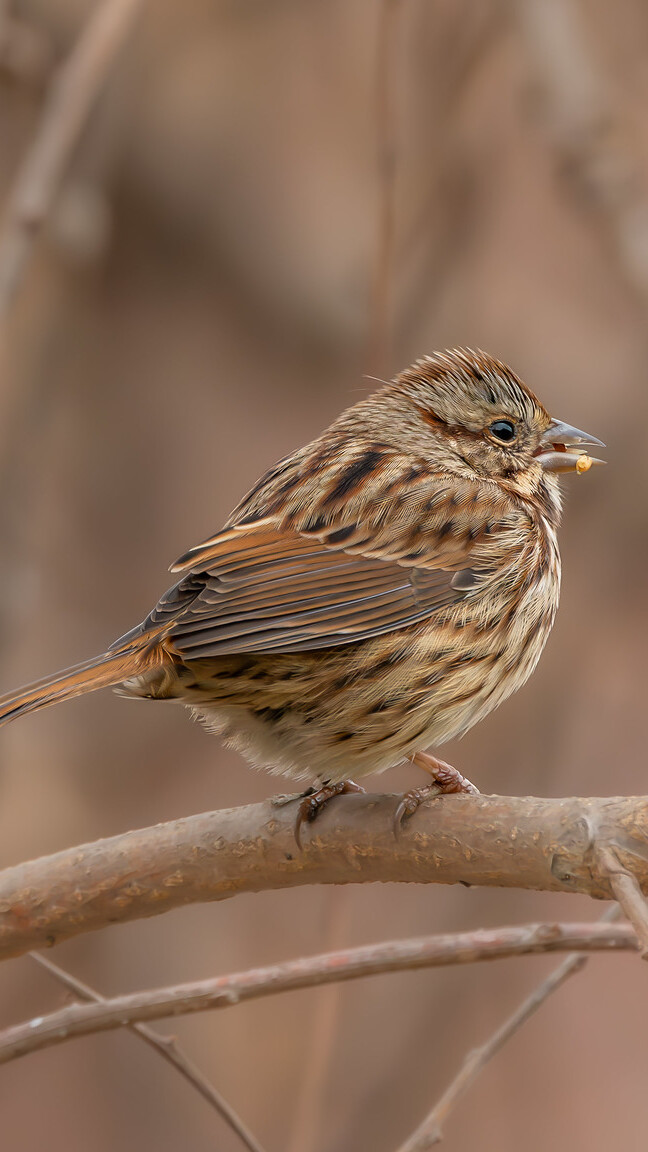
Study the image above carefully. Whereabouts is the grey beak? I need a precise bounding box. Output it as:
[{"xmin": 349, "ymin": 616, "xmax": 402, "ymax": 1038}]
[
  {"xmin": 535, "ymin": 417, "xmax": 606, "ymax": 474},
  {"xmin": 545, "ymin": 419, "xmax": 605, "ymax": 449}
]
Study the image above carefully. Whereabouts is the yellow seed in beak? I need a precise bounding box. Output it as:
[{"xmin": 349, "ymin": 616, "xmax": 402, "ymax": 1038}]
[{"xmin": 575, "ymin": 454, "xmax": 592, "ymax": 474}]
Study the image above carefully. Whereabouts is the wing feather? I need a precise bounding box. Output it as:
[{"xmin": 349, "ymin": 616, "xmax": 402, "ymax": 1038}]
[
  {"xmin": 138, "ymin": 464, "xmax": 508, "ymax": 658},
  {"xmin": 146, "ymin": 527, "xmax": 463, "ymax": 657}
]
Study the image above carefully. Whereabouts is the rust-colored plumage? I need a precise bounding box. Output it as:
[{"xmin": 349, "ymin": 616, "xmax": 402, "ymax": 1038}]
[{"xmin": 0, "ymin": 349, "xmax": 604, "ymax": 794}]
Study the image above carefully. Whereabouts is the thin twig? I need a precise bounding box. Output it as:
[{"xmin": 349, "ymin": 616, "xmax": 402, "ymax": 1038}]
[
  {"xmin": 0, "ymin": 921, "xmax": 637, "ymax": 1066},
  {"xmin": 394, "ymin": 905, "xmax": 621, "ymax": 1151},
  {"xmin": 597, "ymin": 846, "xmax": 648, "ymax": 959},
  {"xmin": 29, "ymin": 953, "xmax": 268, "ymax": 1152},
  {"xmin": 369, "ymin": 0, "xmax": 408, "ymax": 376},
  {"xmin": 0, "ymin": 0, "xmax": 143, "ymax": 331}
]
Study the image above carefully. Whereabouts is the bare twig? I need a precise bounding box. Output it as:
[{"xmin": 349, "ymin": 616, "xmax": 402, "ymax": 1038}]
[
  {"xmin": 29, "ymin": 953, "xmax": 268, "ymax": 1152},
  {"xmin": 394, "ymin": 905, "xmax": 621, "ymax": 1151},
  {"xmin": 0, "ymin": 793, "xmax": 647, "ymax": 962},
  {"xmin": 0, "ymin": 0, "xmax": 143, "ymax": 330},
  {"xmin": 369, "ymin": 0, "xmax": 408, "ymax": 375},
  {"xmin": 597, "ymin": 846, "xmax": 648, "ymax": 958},
  {"xmin": 0, "ymin": 921, "xmax": 637, "ymax": 1067}
]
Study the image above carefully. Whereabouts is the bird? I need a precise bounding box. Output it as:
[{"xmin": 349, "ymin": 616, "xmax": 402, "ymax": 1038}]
[{"xmin": 0, "ymin": 349, "xmax": 604, "ymax": 833}]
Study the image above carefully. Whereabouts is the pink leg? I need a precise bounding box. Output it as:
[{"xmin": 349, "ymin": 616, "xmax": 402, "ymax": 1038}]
[
  {"xmin": 412, "ymin": 751, "xmax": 480, "ymax": 795},
  {"xmin": 394, "ymin": 751, "xmax": 479, "ymax": 830}
]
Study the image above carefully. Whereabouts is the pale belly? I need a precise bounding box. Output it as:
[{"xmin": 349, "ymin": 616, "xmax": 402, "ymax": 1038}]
[{"xmin": 178, "ymin": 573, "xmax": 558, "ymax": 784}]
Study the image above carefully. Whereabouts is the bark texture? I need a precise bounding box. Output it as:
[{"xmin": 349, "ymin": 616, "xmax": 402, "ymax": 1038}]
[{"xmin": 1, "ymin": 792, "xmax": 646, "ymax": 960}]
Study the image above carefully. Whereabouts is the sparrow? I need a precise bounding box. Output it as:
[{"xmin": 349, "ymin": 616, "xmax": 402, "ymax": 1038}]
[{"xmin": 0, "ymin": 349, "xmax": 604, "ymax": 832}]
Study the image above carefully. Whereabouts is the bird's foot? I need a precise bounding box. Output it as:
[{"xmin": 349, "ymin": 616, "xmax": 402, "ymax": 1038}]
[
  {"xmin": 412, "ymin": 751, "xmax": 480, "ymax": 795},
  {"xmin": 295, "ymin": 779, "xmax": 365, "ymax": 849},
  {"xmin": 394, "ymin": 752, "xmax": 479, "ymax": 832}
]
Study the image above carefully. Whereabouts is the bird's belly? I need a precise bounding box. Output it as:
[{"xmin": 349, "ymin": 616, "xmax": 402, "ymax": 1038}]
[{"xmin": 175, "ymin": 579, "xmax": 557, "ymax": 783}]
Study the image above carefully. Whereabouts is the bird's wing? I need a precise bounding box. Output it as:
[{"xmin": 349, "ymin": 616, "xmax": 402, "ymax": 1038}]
[
  {"xmin": 148, "ymin": 525, "xmax": 459, "ymax": 656},
  {"xmin": 139, "ymin": 464, "xmax": 509, "ymax": 658}
]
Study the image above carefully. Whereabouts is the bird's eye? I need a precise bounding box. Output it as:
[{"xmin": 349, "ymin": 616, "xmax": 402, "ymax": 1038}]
[{"xmin": 489, "ymin": 419, "xmax": 516, "ymax": 444}]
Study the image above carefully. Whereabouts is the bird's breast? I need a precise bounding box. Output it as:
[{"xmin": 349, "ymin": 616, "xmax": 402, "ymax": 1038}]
[{"xmin": 418, "ymin": 516, "xmax": 561, "ymax": 741}]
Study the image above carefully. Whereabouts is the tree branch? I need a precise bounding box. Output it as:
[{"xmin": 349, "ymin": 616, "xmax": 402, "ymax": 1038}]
[
  {"xmin": 30, "ymin": 953, "xmax": 268, "ymax": 1152},
  {"xmin": 598, "ymin": 846, "xmax": 648, "ymax": 958},
  {"xmin": 0, "ymin": 921, "xmax": 637, "ymax": 1067},
  {"xmin": 393, "ymin": 905, "xmax": 621, "ymax": 1150},
  {"xmin": 1, "ymin": 793, "xmax": 648, "ymax": 961}
]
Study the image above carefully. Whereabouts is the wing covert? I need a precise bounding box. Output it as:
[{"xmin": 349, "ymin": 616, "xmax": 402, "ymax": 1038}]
[
  {"xmin": 146, "ymin": 525, "xmax": 464, "ymax": 657},
  {"xmin": 142, "ymin": 462, "xmax": 511, "ymax": 658}
]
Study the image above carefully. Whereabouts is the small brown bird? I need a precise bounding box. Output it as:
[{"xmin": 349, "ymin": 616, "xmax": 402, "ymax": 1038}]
[{"xmin": 0, "ymin": 350, "xmax": 603, "ymax": 827}]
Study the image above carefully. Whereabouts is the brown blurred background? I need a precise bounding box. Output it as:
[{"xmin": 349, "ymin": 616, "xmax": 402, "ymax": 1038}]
[{"xmin": 0, "ymin": 1, "xmax": 647, "ymax": 1150}]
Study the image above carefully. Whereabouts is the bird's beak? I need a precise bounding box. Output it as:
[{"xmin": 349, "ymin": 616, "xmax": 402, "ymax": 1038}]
[{"xmin": 535, "ymin": 418, "xmax": 606, "ymax": 474}]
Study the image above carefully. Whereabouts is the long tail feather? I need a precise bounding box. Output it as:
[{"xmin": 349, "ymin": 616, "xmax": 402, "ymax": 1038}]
[{"xmin": 0, "ymin": 643, "xmax": 161, "ymax": 728}]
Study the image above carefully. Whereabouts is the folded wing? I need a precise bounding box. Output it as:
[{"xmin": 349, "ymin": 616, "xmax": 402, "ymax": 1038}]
[{"xmin": 135, "ymin": 522, "xmax": 468, "ymax": 657}]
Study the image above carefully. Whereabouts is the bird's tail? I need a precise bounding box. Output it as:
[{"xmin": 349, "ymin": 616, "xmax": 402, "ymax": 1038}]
[{"xmin": 0, "ymin": 639, "xmax": 164, "ymax": 728}]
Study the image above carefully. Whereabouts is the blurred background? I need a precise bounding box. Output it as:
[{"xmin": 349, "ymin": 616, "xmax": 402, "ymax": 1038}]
[{"xmin": 0, "ymin": 1, "xmax": 647, "ymax": 1149}]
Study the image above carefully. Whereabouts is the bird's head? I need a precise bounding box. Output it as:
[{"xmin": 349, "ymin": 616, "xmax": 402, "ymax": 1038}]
[{"xmin": 377, "ymin": 348, "xmax": 605, "ymax": 490}]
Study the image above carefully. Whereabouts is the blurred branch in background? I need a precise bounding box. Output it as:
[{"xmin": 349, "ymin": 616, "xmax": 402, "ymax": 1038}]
[
  {"xmin": 519, "ymin": 0, "xmax": 648, "ymax": 305},
  {"xmin": 2, "ymin": 793, "xmax": 648, "ymax": 961},
  {"xmin": 0, "ymin": 0, "xmax": 143, "ymax": 656},
  {"xmin": 398, "ymin": 1, "xmax": 507, "ymax": 343},
  {"xmin": 0, "ymin": 0, "xmax": 142, "ymax": 337},
  {"xmin": 30, "ymin": 952, "xmax": 268, "ymax": 1152},
  {"xmin": 0, "ymin": 4, "xmax": 53, "ymax": 88},
  {"xmin": 369, "ymin": 0, "xmax": 408, "ymax": 376}
]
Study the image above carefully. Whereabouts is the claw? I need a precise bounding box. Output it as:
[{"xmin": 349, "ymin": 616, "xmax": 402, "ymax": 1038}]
[
  {"xmin": 412, "ymin": 751, "xmax": 480, "ymax": 795},
  {"xmin": 394, "ymin": 752, "xmax": 479, "ymax": 836},
  {"xmin": 394, "ymin": 784, "xmax": 443, "ymax": 834},
  {"xmin": 294, "ymin": 779, "xmax": 365, "ymax": 849}
]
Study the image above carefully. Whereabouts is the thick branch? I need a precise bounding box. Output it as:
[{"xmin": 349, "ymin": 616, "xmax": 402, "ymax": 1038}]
[
  {"xmin": 0, "ymin": 922, "xmax": 637, "ymax": 1066},
  {"xmin": 0, "ymin": 793, "xmax": 647, "ymax": 960}
]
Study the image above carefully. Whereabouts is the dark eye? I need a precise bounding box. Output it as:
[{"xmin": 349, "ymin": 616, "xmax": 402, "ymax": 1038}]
[{"xmin": 489, "ymin": 419, "xmax": 516, "ymax": 444}]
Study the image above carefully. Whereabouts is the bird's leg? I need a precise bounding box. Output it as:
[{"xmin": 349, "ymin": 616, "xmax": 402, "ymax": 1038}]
[
  {"xmin": 413, "ymin": 751, "xmax": 480, "ymax": 794},
  {"xmin": 294, "ymin": 779, "xmax": 365, "ymax": 849},
  {"xmin": 394, "ymin": 751, "xmax": 479, "ymax": 830}
]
